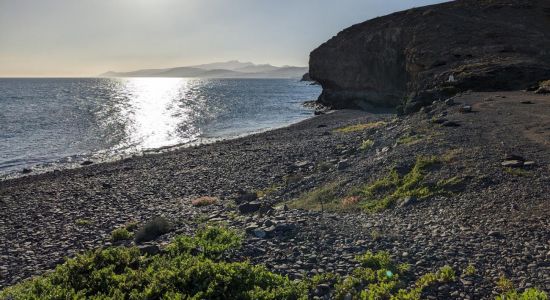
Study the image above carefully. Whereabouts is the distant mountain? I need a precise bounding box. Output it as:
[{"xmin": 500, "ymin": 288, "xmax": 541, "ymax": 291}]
[
  {"xmin": 189, "ymin": 60, "xmax": 255, "ymax": 71},
  {"xmin": 100, "ymin": 61, "xmax": 307, "ymax": 79}
]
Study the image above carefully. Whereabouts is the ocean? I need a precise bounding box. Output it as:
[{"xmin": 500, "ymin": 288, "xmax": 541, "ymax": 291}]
[{"xmin": 0, "ymin": 78, "xmax": 321, "ymax": 176}]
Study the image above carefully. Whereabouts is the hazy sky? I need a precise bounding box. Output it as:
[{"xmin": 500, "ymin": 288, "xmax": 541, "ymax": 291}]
[{"xmin": 0, "ymin": 0, "xmax": 446, "ymax": 77}]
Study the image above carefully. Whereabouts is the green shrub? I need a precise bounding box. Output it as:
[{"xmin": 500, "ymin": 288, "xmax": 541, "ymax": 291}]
[
  {"xmin": 497, "ymin": 276, "xmax": 515, "ymax": 293},
  {"xmin": 110, "ymin": 228, "xmax": 133, "ymax": 242},
  {"xmin": 334, "ymin": 121, "xmax": 386, "ymax": 133},
  {"xmin": 352, "ymin": 156, "xmax": 445, "ymax": 212},
  {"xmin": 135, "ymin": 216, "xmax": 172, "ymax": 244},
  {"xmin": 496, "ymin": 288, "xmax": 548, "ymax": 300},
  {"xmin": 124, "ymin": 220, "xmax": 139, "ymax": 232},
  {"xmin": 166, "ymin": 226, "xmax": 242, "ymax": 260},
  {"xmin": 334, "ymin": 251, "xmax": 458, "ymax": 299},
  {"xmin": 463, "ymin": 264, "xmax": 476, "ymax": 277},
  {"xmin": 359, "ymin": 139, "xmax": 375, "ymax": 150},
  {"xmin": 0, "ymin": 227, "xmax": 306, "ymax": 300}
]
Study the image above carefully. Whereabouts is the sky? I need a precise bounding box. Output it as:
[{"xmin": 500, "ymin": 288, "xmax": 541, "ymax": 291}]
[{"xmin": 0, "ymin": 0, "xmax": 446, "ymax": 77}]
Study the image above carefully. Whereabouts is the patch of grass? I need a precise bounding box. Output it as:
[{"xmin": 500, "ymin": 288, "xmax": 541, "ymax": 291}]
[
  {"xmin": 283, "ymin": 174, "xmax": 302, "ymax": 185},
  {"xmin": 442, "ymin": 148, "xmax": 464, "ymax": 163},
  {"xmin": 290, "ymin": 181, "xmax": 340, "ymax": 212},
  {"xmin": 359, "ymin": 139, "xmax": 375, "ymax": 150},
  {"xmin": 316, "ymin": 161, "xmax": 333, "ymax": 172},
  {"xmin": 191, "ymin": 196, "xmax": 219, "ymax": 207},
  {"xmin": 497, "ymin": 276, "xmax": 515, "ymax": 293},
  {"xmin": 496, "ymin": 288, "xmax": 548, "ymax": 300},
  {"xmin": 111, "ymin": 227, "xmax": 133, "ymax": 242},
  {"xmin": 504, "ymin": 167, "xmax": 532, "ymax": 177},
  {"xmin": 437, "ymin": 265, "xmax": 457, "ymax": 282},
  {"xmin": 75, "ymin": 218, "xmax": 92, "ymax": 226},
  {"xmin": 135, "ymin": 216, "xmax": 172, "ymax": 244},
  {"xmin": 124, "ymin": 220, "xmax": 139, "ymax": 232},
  {"xmin": 397, "ymin": 134, "xmax": 424, "ymax": 145},
  {"xmin": 463, "ymin": 264, "xmax": 477, "ymax": 277},
  {"xmin": 334, "ymin": 251, "xmax": 457, "ymax": 299},
  {"xmin": 256, "ymin": 184, "xmax": 281, "ymax": 198},
  {"xmin": 334, "ymin": 121, "xmax": 386, "ymax": 133},
  {"xmin": 351, "ymin": 156, "xmax": 448, "ymax": 212}
]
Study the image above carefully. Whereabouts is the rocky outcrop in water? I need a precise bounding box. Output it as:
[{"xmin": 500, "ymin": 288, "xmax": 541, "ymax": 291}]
[{"xmin": 309, "ymin": 0, "xmax": 550, "ymax": 112}]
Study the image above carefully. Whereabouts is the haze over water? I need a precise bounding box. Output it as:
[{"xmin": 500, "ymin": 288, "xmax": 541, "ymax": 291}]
[{"xmin": 0, "ymin": 78, "xmax": 320, "ymax": 175}]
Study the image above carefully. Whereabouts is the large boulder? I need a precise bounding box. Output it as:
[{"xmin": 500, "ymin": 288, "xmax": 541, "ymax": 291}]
[{"xmin": 309, "ymin": 0, "xmax": 550, "ymax": 113}]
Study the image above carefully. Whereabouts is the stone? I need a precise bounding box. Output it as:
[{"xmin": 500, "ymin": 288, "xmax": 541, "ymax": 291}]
[
  {"xmin": 523, "ymin": 161, "xmax": 536, "ymax": 167},
  {"xmin": 459, "ymin": 105, "xmax": 472, "ymax": 113},
  {"xmin": 442, "ymin": 121, "xmax": 460, "ymax": 127},
  {"xmin": 21, "ymin": 168, "xmax": 32, "ymax": 174},
  {"xmin": 501, "ymin": 160, "xmax": 524, "ymax": 168},
  {"xmin": 504, "ymin": 154, "xmax": 525, "ymax": 161},
  {"xmin": 445, "ymin": 98, "xmax": 455, "ymax": 106},
  {"xmin": 294, "ymin": 161, "xmax": 312, "ymax": 169},
  {"xmin": 238, "ymin": 201, "xmax": 262, "ymax": 214},
  {"xmin": 337, "ymin": 159, "xmax": 350, "ymax": 170},
  {"xmin": 253, "ymin": 229, "xmax": 266, "ymax": 238},
  {"xmin": 80, "ymin": 160, "xmax": 94, "ymax": 166},
  {"xmin": 399, "ymin": 196, "xmax": 417, "ymax": 207},
  {"xmin": 308, "ymin": 0, "xmax": 550, "ymax": 112},
  {"xmin": 235, "ymin": 191, "xmax": 258, "ymax": 204},
  {"xmin": 431, "ymin": 118, "xmax": 447, "ymax": 124}
]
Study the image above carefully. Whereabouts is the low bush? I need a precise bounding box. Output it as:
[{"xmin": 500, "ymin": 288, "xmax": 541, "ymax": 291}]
[
  {"xmin": 134, "ymin": 216, "xmax": 172, "ymax": 244},
  {"xmin": 359, "ymin": 139, "xmax": 375, "ymax": 150},
  {"xmin": 0, "ymin": 227, "xmax": 305, "ymax": 299},
  {"xmin": 496, "ymin": 288, "xmax": 548, "ymax": 300},
  {"xmin": 351, "ymin": 156, "xmax": 454, "ymax": 212},
  {"xmin": 334, "ymin": 121, "xmax": 386, "ymax": 133},
  {"xmin": 110, "ymin": 227, "xmax": 133, "ymax": 242},
  {"xmin": 191, "ymin": 196, "xmax": 219, "ymax": 207}
]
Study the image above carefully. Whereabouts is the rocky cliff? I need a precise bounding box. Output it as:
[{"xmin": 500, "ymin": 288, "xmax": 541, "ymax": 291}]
[{"xmin": 309, "ymin": 0, "xmax": 550, "ymax": 112}]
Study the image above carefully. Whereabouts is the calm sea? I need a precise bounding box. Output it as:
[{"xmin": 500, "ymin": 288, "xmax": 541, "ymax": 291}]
[{"xmin": 0, "ymin": 78, "xmax": 320, "ymax": 176}]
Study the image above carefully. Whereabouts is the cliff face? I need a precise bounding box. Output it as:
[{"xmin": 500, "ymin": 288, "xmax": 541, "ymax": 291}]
[{"xmin": 309, "ymin": 0, "xmax": 550, "ymax": 112}]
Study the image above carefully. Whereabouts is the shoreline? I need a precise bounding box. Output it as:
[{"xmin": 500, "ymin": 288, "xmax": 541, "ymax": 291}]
[
  {"xmin": 2, "ymin": 91, "xmax": 550, "ymax": 297},
  {"xmin": 0, "ymin": 109, "xmax": 318, "ymax": 182}
]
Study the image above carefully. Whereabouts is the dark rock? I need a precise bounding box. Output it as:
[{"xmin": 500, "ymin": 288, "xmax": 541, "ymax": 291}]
[
  {"xmin": 442, "ymin": 121, "xmax": 460, "ymax": 127},
  {"xmin": 252, "ymin": 228, "xmax": 266, "ymax": 238},
  {"xmin": 235, "ymin": 191, "xmax": 258, "ymax": 204},
  {"xmin": 399, "ymin": 196, "xmax": 417, "ymax": 207},
  {"xmin": 488, "ymin": 231, "xmax": 504, "ymax": 239},
  {"xmin": 21, "ymin": 168, "xmax": 32, "ymax": 174},
  {"xmin": 238, "ymin": 201, "xmax": 262, "ymax": 214},
  {"xmin": 445, "ymin": 98, "xmax": 455, "ymax": 106},
  {"xmin": 337, "ymin": 159, "xmax": 350, "ymax": 170},
  {"xmin": 504, "ymin": 154, "xmax": 525, "ymax": 161},
  {"xmin": 80, "ymin": 160, "xmax": 93, "ymax": 166},
  {"xmin": 309, "ymin": 0, "xmax": 550, "ymax": 111},
  {"xmin": 459, "ymin": 105, "xmax": 473, "ymax": 113},
  {"xmin": 520, "ymin": 100, "xmax": 534, "ymax": 104},
  {"xmin": 431, "ymin": 118, "xmax": 447, "ymax": 124}
]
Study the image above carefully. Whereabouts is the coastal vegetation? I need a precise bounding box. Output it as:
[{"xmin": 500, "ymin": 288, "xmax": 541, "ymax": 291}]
[
  {"xmin": 134, "ymin": 217, "xmax": 172, "ymax": 244},
  {"xmin": 334, "ymin": 121, "xmax": 386, "ymax": 133},
  {"xmin": 0, "ymin": 226, "xmax": 501, "ymax": 300}
]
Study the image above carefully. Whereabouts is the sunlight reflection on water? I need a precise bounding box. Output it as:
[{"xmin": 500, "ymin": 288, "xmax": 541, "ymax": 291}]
[{"xmin": 117, "ymin": 78, "xmax": 197, "ymax": 149}]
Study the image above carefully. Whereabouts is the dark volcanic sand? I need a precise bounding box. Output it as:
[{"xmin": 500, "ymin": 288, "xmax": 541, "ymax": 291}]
[{"xmin": 1, "ymin": 91, "xmax": 549, "ymax": 298}]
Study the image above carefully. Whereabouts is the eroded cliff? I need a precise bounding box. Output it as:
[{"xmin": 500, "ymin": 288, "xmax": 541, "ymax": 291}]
[{"xmin": 309, "ymin": 0, "xmax": 550, "ymax": 112}]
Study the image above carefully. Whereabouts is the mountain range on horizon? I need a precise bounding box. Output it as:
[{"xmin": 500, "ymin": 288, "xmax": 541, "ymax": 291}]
[{"xmin": 100, "ymin": 60, "xmax": 308, "ymax": 79}]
